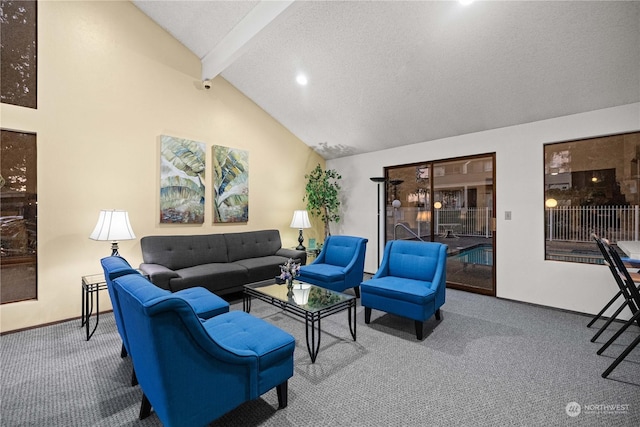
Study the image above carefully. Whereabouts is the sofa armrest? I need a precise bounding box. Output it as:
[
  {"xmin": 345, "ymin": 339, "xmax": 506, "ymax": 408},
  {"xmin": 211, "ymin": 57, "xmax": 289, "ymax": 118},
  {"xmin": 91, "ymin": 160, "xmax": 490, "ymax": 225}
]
[
  {"xmin": 139, "ymin": 263, "xmax": 179, "ymax": 291},
  {"xmin": 276, "ymin": 248, "xmax": 307, "ymax": 265}
]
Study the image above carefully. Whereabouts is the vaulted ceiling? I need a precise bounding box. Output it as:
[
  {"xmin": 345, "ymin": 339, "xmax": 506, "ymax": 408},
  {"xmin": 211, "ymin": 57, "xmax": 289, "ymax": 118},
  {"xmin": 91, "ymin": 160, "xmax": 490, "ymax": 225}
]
[{"xmin": 133, "ymin": 0, "xmax": 640, "ymax": 159}]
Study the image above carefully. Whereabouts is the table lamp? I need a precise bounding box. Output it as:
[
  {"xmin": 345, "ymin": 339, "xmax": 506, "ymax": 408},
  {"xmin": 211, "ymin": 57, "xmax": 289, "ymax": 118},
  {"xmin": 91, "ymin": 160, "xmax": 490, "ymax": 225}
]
[
  {"xmin": 290, "ymin": 210, "xmax": 311, "ymax": 250},
  {"xmin": 89, "ymin": 209, "xmax": 136, "ymax": 256}
]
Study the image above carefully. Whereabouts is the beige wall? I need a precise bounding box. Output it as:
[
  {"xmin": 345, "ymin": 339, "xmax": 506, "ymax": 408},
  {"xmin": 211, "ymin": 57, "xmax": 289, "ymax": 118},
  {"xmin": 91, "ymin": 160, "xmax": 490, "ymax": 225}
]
[{"xmin": 0, "ymin": 1, "xmax": 324, "ymax": 332}]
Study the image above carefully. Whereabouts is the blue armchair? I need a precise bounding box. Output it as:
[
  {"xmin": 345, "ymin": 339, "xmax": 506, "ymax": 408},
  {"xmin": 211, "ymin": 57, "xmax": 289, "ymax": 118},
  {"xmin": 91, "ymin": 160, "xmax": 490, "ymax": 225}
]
[
  {"xmin": 360, "ymin": 240, "xmax": 447, "ymax": 340},
  {"xmin": 298, "ymin": 235, "xmax": 368, "ymax": 297},
  {"xmin": 100, "ymin": 256, "xmax": 230, "ymax": 385},
  {"xmin": 112, "ymin": 273, "xmax": 295, "ymax": 426}
]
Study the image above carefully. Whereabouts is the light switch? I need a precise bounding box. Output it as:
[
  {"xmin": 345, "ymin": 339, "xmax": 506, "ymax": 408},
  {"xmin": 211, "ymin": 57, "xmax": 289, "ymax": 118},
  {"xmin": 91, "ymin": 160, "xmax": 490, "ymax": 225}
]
[{"xmin": 505, "ymin": 211, "xmax": 512, "ymax": 220}]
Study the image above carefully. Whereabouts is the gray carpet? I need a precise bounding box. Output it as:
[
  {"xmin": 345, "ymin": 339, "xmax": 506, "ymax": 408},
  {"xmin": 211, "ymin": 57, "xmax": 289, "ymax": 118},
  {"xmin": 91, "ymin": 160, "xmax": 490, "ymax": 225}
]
[{"xmin": 1, "ymin": 289, "xmax": 639, "ymax": 426}]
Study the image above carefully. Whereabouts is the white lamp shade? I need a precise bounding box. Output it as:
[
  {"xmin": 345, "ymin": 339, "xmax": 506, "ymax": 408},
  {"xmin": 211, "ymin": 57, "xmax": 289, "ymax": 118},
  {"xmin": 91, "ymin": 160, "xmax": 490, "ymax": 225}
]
[
  {"xmin": 89, "ymin": 210, "xmax": 136, "ymax": 241},
  {"xmin": 290, "ymin": 210, "xmax": 311, "ymax": 229}
]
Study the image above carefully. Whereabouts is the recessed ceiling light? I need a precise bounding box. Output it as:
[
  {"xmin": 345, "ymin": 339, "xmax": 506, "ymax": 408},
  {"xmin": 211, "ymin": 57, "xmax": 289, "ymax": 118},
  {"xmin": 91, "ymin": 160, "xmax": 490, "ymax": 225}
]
[
  {"xmin": 459, "ymin": 0, "xmax": 474, "ymax": 5},
  {"xmin": 296, "ymin": 74, "xmax": 308, "ymax": 86}
]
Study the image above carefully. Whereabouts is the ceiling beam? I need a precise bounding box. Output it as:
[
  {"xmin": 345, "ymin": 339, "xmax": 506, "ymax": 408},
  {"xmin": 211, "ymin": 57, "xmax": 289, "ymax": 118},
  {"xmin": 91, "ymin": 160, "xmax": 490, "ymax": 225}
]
[{"xmin": 201, "ymin": 0, "xmax": 295, "ymax": 81}]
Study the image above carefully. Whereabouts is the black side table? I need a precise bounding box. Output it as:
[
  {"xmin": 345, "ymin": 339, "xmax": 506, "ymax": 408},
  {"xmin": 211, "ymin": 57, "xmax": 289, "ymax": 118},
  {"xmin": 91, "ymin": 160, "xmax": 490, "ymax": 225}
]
[{"xmin": 81, "ymin": 273, "xmax": 107, "ymax": 341}]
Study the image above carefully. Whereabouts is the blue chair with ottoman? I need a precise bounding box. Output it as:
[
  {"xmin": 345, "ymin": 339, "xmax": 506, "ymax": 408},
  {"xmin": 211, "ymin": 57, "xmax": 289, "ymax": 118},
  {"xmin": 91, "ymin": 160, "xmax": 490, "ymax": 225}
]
[
  {"xmin": 112, "ymin": 273, "xmax": 295, "ymax": 426},
  {"xmin": 100, "ymin": 256, "xmax": 230, "ymax": 385},
  {"xmin": 361, "ymin": 240, "xmax": 447, "ymax": 340},
  {"xmin": 298, "ymin": 235, "xmax": 368, "ymax": 297}
]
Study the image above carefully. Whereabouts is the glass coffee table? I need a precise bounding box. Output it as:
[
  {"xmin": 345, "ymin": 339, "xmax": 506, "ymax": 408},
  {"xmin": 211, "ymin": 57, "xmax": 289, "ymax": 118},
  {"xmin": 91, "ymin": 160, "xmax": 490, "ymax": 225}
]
[{"xmin": 243, "ymin": 280, "xmax": 356, "ymax": 363}]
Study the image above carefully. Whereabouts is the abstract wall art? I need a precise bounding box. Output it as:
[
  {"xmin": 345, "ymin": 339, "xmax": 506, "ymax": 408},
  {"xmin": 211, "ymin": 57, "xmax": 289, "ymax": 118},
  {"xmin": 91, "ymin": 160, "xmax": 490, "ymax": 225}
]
[
  {"xmin": 159, "ymin": 135, "xmax": 205, "ymax": 224},
  {"xmin": 212, "ymin": 145, "xmax": 248, "ymax": 223}
]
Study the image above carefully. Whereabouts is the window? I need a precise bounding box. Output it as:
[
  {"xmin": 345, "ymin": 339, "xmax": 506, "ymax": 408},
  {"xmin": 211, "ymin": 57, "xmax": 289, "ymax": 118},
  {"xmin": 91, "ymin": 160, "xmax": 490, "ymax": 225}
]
[
  {"xmin": 1, "ymin": 1, "xmax": 38, "ymax": 303},
  {"xmin": 1, "ymin": 129, "xmax": 37, "ymax": 303},
  {"xmin": 1, "ymin": 0, "xmax": 38, "ymax": 108},
  {"xmin": 544, "ymin": 132, "xmax": 640, "ymax": 264}
]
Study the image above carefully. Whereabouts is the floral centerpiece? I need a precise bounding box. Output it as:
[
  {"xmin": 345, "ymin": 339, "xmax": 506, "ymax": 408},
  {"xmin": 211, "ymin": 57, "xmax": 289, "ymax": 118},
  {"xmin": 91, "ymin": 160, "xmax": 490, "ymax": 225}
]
[{"xmin": 279, "ymin": 258, "xmax": 301, "ymax": 291}]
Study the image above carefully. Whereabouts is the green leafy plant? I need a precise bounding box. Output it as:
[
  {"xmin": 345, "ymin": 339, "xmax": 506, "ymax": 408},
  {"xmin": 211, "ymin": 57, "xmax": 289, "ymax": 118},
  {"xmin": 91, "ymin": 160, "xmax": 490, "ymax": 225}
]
[{"xmin": 304, "ymin": 164, "xmax": 342, "ymax": 239}]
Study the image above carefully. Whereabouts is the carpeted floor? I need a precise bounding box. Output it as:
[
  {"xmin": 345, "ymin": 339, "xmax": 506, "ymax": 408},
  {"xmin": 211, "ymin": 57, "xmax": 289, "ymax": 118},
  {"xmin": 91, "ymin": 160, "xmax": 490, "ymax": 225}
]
[{"xmin": 1, "ymin": 288, "xmax": 639, "ymax": 426}]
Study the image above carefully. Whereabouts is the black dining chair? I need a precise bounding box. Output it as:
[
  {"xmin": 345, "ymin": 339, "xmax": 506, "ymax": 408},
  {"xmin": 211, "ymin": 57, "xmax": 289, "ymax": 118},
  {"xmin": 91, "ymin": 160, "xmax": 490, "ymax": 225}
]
[
  {"xmin": 597, "ymin": 243, "xmax": 640, "ymax": 378},
  {"xmin": 588, "ymin": 234, "xmax": 639, "ymax": 344}
]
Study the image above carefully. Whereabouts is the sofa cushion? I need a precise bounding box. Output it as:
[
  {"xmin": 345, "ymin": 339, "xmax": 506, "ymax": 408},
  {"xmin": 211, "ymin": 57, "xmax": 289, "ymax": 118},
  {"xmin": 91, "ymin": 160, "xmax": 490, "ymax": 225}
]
[
  {"xmin": 324, "ymin": 236, "xmax": 359, "ymax": 267},
  {"xmin": 360, "ymin": 276, "xmax": 436, "ymax": 305},
  {"xmin": 234, "ymin": 255, "xmax": 292, "ymax": 283},
  {"xmin": 224, "ymin": 230, "xmax": 282, "ymax": 262},
  {"xmin": 297, "ymin": 263, "xmax": 344, "ymax": 284},
  {"xmin": 141, "ymin": 234, "xmax": 228, "ymax": 270},
  {"xmin": 388, "ymin": 242, "xmax": 442, "ymax": 282},
  {"xmin": 203, "ymin": 311, "xmax": 295, "ymax": 367},
  {"xmin": 171, "ymin": 263, "xmax": 248, "ymax": 292}
]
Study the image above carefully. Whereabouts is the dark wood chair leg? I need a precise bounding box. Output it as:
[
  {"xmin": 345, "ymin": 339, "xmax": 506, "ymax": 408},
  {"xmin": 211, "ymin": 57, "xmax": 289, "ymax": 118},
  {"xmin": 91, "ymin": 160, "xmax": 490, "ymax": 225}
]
[
  {"xmin": 139, "ymin": 393, "xmax": 152, "ymax": 420},
  {"xmin": 120, "ymin": 343, "xmax": 128, "ymax": 358},
  {"xmin": 415, "ymin": 320, "xmax": 424, "ymax": 340},
  {"xmin": 276, "ymin": 381, "xmax": 288, "ymax": 409},
  {"xmin": 131, "ymin": 368, "xmax": 138, "ymax": 386},
  {"xmin": 435, "ymin": 308, "xmax": 441, "ymax": 321},
  {"xmin": 354, "ymin": 286, "xmax": 360, "ymax": 298},
  {"xmin": 364, "ymin": 307, "xmax": 372, "ymax": 324}
]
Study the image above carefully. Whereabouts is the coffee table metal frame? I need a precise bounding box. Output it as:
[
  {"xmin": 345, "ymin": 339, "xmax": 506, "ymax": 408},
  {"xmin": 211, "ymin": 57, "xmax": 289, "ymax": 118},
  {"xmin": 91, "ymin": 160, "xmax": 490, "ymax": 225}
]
[{"xmin": 243, "ymin": 281, "xmax": 356, "ymax": 363}]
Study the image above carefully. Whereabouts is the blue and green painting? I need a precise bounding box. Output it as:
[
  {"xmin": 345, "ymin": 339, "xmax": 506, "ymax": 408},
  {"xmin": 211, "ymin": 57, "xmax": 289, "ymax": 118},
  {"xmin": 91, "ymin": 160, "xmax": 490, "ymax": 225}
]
[
  {"xmin": 213, "ymin": 145, "xmax": 248, "ymax": 223},
  {"xmin": 159, "ymin": 135, "xmax": 205, "ymax": 224}
]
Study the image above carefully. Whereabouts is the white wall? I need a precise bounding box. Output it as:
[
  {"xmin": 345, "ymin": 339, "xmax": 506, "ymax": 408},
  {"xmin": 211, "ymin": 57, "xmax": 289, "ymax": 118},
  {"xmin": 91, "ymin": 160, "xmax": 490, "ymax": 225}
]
[{"xmin": 328, "ymin": 103, "xmax": 640, "ymax": 316}]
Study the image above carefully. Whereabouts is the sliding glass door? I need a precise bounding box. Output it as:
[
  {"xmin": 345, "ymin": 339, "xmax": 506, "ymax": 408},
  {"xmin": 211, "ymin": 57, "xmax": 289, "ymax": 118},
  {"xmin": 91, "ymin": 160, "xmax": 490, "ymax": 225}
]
[{"xmin": 385, "ymin": 154, "xmax": 495, "ymax": 295}]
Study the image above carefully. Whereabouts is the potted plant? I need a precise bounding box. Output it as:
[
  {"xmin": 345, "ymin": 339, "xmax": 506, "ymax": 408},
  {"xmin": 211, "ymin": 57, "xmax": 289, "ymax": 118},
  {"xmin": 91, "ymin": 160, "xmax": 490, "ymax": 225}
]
[{"xmin": 304, "ymin": 164, "xmax": 342, "ymax": 239}]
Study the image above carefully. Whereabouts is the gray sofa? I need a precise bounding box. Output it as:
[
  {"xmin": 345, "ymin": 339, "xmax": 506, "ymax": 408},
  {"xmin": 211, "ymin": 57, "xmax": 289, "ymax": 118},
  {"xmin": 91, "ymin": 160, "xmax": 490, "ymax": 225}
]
[{"xmin": 139, "ymin": 230, "xmax": 307, "ymax": 295}]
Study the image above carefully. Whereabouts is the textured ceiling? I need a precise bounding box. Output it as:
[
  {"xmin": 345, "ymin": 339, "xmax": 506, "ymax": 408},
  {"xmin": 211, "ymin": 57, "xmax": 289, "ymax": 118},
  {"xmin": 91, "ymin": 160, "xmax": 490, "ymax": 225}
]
[{"xmin": 133, "ymin": 0, "xmax": 640, "ymax": 160}]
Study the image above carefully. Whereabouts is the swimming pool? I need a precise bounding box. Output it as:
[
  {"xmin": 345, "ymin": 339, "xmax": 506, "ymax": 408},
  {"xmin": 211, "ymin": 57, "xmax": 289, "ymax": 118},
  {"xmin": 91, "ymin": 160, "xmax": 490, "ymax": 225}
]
[{"xmin": 449, "ymin": 245, "xmax": 493, "ymax": 266}]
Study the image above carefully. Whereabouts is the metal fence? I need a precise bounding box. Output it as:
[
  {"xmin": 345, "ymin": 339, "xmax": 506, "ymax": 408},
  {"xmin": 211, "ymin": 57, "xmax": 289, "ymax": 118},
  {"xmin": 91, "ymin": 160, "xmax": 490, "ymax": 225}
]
[
  {"xmin": 388, "ymin": 207, "xmax": 494, "ymax": 240},
  {"xmin": 391, "ymin": 205, "xmax": 639, "ymax": 247},
  {"xmin": 435, "ymin": 207, "xmax": 493, "ymax": 238},
  {"xmin": 546, "ymin": 205, "xmax": 640, "ymax": 243}
]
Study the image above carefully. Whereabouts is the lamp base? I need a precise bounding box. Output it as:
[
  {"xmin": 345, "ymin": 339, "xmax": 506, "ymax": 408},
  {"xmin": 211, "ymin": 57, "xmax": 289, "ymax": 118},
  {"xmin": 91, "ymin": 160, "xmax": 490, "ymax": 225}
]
[
  {"xmin": 296, "ymin": 229, "xmax": 306, "ymax": 251},
  {"xmin": 111, "ymin": 242, "xmax": 120, "ymax": 257}
]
